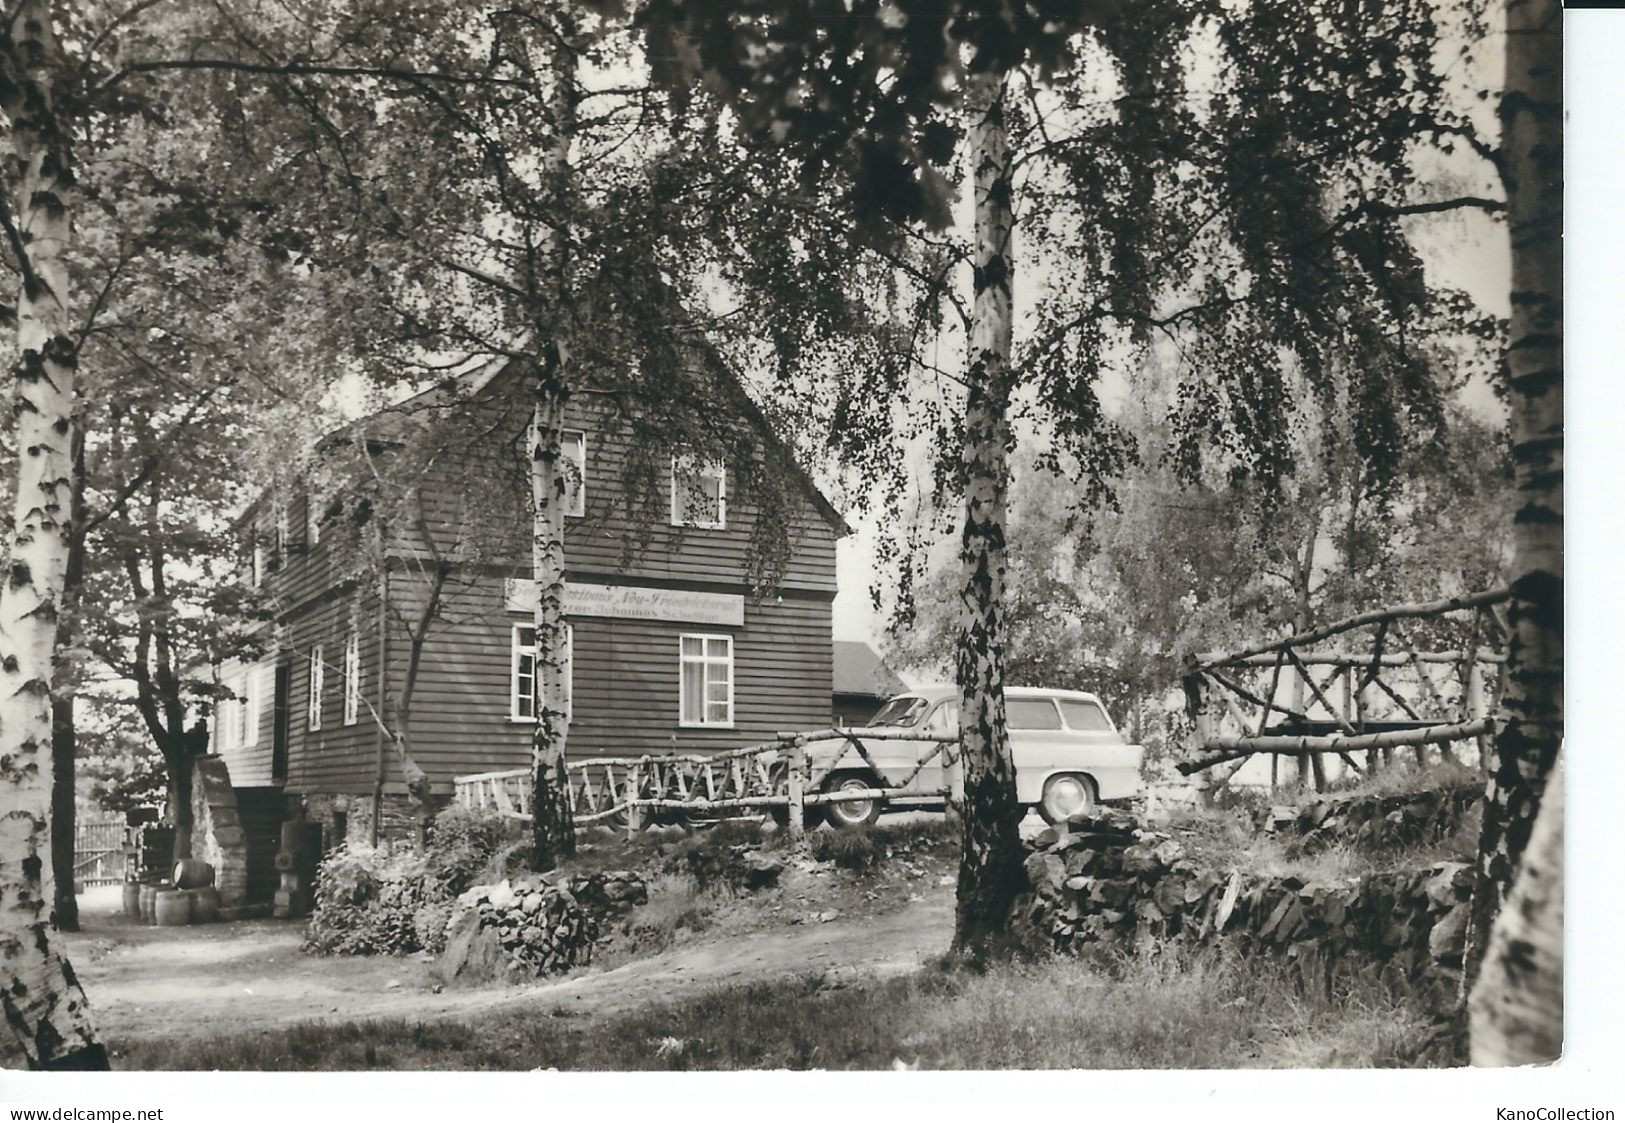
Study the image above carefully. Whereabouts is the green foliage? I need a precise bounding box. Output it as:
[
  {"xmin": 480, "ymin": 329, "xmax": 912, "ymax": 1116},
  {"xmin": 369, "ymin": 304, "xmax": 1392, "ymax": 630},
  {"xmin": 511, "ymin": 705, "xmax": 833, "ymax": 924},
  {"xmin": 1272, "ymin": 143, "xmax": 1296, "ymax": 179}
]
[
  {"xmin": 305, "ymin": 807, "xmax": 516, "ymax": 957},
  {"xmin": 424, "ymin": 806, "xmax": 522, "ymax": 895},
  {"xmin": 303, "ymin": 846, "xmax": 441, "ymax": 957}
]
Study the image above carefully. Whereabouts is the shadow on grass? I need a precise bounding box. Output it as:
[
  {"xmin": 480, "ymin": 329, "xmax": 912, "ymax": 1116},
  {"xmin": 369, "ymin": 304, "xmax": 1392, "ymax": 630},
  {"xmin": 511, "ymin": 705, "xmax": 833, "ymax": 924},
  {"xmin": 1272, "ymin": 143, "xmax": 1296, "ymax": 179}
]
[{"xmin": 111, "ymin": 939, "xmax": 1442, "ymax": 1072}]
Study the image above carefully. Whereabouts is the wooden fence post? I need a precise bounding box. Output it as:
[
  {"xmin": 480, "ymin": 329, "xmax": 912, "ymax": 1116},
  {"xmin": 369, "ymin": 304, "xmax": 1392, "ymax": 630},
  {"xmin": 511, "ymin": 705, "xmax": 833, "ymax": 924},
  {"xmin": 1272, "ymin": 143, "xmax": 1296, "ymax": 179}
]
[
  {"xmin": 786, "ymin": 741, "xmax": 806, "ymax": 842},
  {"xmin": 625, "ymin": 760, "xmax": 645, "ymax": 842},
  {"xmin": 1183, "ymin": 667, "xmax": 1217, "ymax": 807}
]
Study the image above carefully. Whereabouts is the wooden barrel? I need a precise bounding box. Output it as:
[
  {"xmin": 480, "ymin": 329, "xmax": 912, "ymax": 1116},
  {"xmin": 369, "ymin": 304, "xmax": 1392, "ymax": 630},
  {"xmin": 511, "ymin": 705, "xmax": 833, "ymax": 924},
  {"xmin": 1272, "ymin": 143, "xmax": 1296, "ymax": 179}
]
[
  {"xmin": 122, "ymin": 881, "xmax": 142, "ymax": 919},
  {"xmin": 173, "ymin": 859, "xmax": 214, "ymax": 889},
  {"xmin": 188, "ymin": 886, "xmax": 221, "ymax": 924},
  {"xmin": 154, "ymin": 888, "xmax": 191, "ymax": 926}
]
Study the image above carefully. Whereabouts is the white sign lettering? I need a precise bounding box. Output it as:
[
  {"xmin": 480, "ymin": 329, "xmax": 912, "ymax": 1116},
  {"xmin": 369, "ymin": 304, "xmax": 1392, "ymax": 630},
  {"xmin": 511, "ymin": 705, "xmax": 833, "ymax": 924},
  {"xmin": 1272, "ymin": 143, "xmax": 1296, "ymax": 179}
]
[{"xmin": 504, "ymin": 579, "xmax": 744, "ymax": 627}]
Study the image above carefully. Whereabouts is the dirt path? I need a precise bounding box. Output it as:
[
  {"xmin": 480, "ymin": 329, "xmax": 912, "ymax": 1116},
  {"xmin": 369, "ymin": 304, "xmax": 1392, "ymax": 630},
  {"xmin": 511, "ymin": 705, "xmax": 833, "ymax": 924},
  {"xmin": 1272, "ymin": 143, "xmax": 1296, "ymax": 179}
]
[{"xmin": 67, "ymin": 889, "xmax": 954, "ymax": 1047}]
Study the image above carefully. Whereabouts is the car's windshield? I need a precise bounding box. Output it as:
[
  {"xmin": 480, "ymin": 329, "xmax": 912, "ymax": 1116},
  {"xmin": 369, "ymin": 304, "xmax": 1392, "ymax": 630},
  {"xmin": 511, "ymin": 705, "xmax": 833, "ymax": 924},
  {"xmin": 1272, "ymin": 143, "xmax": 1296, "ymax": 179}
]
[{"xmin": 868, "ymin": 696, "xmax": 929, "ymax": 727}]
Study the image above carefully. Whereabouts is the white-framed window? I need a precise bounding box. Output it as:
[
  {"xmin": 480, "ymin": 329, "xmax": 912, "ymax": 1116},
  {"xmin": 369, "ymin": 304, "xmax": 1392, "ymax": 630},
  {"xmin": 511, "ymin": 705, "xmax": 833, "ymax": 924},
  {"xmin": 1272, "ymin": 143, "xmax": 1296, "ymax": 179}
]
[
  {"xmin": 343, "ymin": 631, "xmax": 361, "ymax": 726},
  {"xmin": 561, "ymin": 430, "xmax": 586, "ymax": 518},
  {"xmin": 670, "ymin": 454, "xmax": 726, "ymax": 529},
  {"xmin": 250, "ymin": 538, "xmax": 265, "ymax": 587},
  {"xmin": 218, "ymin": 687, "xmax": 238, "ymax": 750},
  {"xmin": 305, "ymin": 490, "xmax": 322, "ymax": 547},
  {"xmin": 307, "ymin": 645, "xmax": 324, "ymax": 732},
  {"xmin": 679, "ymin": 634, "xmax": 733, "ymax": 727},
  {"xmin": 238, "ymin": 672, "xmax": 259, "ymax": 747},
  {"xmin": 274, "ymin": 497, "xmax": 289, "ymax": 557},
  {"xmin": 512, "ymin": 623, "xmax": 572, "ymax": 721}
]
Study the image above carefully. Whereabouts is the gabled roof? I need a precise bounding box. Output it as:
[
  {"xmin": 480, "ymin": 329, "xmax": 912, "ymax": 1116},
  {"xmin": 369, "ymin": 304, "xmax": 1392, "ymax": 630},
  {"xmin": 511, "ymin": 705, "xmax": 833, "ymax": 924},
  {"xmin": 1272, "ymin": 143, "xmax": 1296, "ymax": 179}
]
[{"xmin": 832, "ymin": 641, "xmax": 910, "ymax": 699}]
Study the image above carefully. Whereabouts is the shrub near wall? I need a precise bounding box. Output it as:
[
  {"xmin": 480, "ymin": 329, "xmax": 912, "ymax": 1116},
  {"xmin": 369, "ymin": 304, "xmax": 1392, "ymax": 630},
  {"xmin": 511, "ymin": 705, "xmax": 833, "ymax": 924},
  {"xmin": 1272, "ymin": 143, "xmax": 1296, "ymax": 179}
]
[
  {"xmin": 1016, "ymin": 810, "xmax": 1474, "ymax": 1010},
  {"xmin": 303, "ymin": 807, "xmax": 519, "ymax": 958}
]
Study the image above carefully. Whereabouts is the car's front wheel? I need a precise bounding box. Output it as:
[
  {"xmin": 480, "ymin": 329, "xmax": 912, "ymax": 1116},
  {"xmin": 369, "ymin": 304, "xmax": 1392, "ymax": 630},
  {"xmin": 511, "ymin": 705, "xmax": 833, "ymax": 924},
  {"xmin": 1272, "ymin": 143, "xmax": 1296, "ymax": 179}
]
[
  {"xmin": 1037, "ymin": 772, "xmax": 1098, "ymax": 825},
  {"xmin": 822, "ymin": 771, "xmax": 883, "ymax": 830}
]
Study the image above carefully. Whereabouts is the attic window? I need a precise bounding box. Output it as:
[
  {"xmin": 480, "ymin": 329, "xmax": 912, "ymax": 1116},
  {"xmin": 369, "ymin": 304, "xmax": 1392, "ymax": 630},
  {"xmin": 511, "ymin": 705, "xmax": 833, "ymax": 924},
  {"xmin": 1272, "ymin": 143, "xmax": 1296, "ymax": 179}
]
[{"xmin": 671, "ymin": 454, "xmax": 725, "ymax": 529}]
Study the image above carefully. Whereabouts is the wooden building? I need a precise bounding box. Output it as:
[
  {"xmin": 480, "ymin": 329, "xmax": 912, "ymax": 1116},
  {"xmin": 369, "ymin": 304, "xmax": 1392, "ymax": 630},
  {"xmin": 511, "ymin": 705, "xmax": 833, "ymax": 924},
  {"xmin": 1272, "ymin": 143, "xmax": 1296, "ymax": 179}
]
[
  {"xmin": 831, "ymin": 640, "xmax": 910, "ymax": 727},
  {"xmin": 209, "ymin": 358, "xmax": 848, "ymax": 846}
]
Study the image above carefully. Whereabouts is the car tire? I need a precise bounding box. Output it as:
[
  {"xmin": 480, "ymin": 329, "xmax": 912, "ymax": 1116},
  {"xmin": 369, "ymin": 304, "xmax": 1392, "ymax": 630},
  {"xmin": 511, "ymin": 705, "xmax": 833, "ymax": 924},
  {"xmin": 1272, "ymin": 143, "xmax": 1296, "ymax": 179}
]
[
  {"xmin": 1038, "ymin": 773, "xmax": 1098, "ymax": 825},
  {"xmin": 822, "ymin": 771, "xmax": 883, "ymax": 830}
]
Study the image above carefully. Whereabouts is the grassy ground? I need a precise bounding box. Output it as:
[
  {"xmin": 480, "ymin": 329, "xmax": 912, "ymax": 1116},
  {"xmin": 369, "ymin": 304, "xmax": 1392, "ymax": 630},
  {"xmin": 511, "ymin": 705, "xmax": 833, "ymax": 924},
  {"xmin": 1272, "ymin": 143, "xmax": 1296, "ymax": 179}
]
[{"xmin": 110, "ymin": 940, "xmax": 1437, "ymax": 1071}]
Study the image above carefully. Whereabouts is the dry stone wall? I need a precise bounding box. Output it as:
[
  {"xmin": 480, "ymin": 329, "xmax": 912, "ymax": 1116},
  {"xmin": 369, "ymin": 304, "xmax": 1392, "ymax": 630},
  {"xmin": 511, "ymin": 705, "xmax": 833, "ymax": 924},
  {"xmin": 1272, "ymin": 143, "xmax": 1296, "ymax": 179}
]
[
  {"xmin": 1257, "ymin": 782, "xmax": 1479, "ymax": 853},
  {"xmin": 1016, "ymin": 809, "xmax": 1473, "ymax": 1009},
  {"xmin": 440, "ymin": 871, "xmax": 648, "ymax": 983}
]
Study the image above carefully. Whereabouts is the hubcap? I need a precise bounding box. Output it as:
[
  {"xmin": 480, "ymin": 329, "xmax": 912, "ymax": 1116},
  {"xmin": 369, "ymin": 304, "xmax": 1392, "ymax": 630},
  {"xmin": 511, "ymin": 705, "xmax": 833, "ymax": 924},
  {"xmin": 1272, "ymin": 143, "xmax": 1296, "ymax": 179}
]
[
  {"xmin": 1048, "ymin": 777, "xmax": 1091, "ymax": 818},
  {"xmin": 831, "ymin": 779, "xmax": 874, "ymax": 824}
]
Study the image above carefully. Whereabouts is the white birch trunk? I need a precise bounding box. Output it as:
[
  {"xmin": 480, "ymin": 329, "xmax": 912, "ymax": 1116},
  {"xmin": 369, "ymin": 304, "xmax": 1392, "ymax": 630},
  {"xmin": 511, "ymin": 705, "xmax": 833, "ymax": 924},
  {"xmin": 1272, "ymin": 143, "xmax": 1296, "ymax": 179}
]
[
  {"xmin": 0, "ymin": 1, "xmax": 106, "ymax": 1069},
  {"xmin": 1470, "ymin": 753, "xmax": 1562, "ymax": 1065},
  {"xmin": 951, "ymin": 68, "xmax": 1027, "ymax": 956},
  {"xmin": 529, "ymin": 14, "xmax": 577, "ymax": 869},
  {"xmin": 1467, "ymin": 0, "xmax": 1563, "ymax": 985}
]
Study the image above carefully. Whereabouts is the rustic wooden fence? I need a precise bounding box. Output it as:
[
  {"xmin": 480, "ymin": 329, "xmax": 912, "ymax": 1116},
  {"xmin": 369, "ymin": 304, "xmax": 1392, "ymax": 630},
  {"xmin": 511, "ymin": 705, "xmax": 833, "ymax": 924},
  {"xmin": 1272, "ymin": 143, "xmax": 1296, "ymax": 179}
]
[
  {"xmin": 73, "ymin": 813, "xmax": 129, "ymax": 888},
  {"xmin": 456, "ymin": 727, "xmax": 963, "ymax": 840},
  {"xmin": 1176, "ymin": 586, "xmax": 1510, "ymax": 794}
]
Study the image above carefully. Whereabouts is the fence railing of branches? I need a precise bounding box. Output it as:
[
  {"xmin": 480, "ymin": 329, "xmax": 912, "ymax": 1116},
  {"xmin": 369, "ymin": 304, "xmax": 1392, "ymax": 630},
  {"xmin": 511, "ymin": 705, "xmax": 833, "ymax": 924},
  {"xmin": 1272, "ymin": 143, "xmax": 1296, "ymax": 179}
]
[{"xmin": 1176, "ymin": 586, "xmax": 1511, "ymax": 791}]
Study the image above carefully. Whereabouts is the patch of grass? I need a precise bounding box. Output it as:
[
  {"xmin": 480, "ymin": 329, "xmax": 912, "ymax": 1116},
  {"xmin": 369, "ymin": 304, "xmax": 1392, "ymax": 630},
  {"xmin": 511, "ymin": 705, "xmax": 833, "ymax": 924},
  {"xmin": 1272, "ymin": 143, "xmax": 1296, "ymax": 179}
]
[
  {"xmin": 598, "ymin": 873, "xmax": 713, "ymax": 962},
  {"xmin": 807, "ymin": 829, "xmax": 884, "ymax": 871},
  {"xmin": 112, "ymin": 939, "xmax": 1440, "ymax": 1071},
  {"xmin": 1314, "ymin": 758, "xmax": 1481, "ymax": 802}
]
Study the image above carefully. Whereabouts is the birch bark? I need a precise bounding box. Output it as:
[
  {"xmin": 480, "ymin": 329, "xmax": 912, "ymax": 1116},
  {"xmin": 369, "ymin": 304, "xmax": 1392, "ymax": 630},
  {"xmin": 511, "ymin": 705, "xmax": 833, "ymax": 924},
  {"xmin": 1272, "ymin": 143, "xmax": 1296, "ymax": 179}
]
[
  {"xmin": 530, "ymin": 15, "xmax": 578, "ymax": 870},
  {"xmin": 1466, "ymin": 0, "xmax": 1563, "ymax": 987},
  {"xmin": 950, "ymin": 68, "xmax": 1026, "ymax": 956},
  {"xmin": 0, "ymin": 0, "xmax": 107, "ymax": 1069}
]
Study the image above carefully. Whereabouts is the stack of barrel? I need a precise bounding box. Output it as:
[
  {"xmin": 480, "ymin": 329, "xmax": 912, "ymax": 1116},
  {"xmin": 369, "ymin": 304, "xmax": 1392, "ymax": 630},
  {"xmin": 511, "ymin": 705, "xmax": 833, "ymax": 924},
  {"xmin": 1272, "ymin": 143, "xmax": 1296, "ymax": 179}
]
[
  {"xmin": 122, "ymin": 859, "xmax": 221, "ymax": 926},
  {"xmin": 273, "ymin": 820, "xmax": 325, "ymax": 919}
]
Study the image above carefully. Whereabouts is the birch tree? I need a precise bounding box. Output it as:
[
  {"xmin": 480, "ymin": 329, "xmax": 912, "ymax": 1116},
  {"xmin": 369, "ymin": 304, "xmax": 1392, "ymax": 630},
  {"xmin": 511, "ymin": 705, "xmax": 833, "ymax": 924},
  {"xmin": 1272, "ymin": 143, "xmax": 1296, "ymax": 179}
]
[
  {"xmin": 646, "ymin": 0, "xmax": 1504, "ymax": 955},
  {"xmin": 1463, "ymin": 0, "xmax": 1563, "ymax": 988},
  {"xmin": 0, "ymin": 0, "xmax": 107, "ymax": 1071}
]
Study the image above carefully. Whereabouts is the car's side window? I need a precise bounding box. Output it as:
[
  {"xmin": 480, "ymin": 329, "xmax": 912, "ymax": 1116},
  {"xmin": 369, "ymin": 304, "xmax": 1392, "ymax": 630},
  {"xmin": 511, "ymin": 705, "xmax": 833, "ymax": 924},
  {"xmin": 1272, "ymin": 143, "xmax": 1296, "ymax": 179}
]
[
  {"xmin": 1007, "ymin": 698, "xmax": 1064, "ymax": 730},
  {"xmin": 926, "ymin": 700, "xmax": 959, "ymax": 732},
  {"xmin": 1059, "ymin": 700, "xmax": 1113, "ymax": 732}
]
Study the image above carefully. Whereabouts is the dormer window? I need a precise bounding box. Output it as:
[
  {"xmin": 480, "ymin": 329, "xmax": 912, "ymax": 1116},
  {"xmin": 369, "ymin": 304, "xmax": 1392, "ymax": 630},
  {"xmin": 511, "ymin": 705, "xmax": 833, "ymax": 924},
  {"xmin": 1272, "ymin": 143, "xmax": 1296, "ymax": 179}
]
[
  {"xmin": 306, "ymin": 489, "xmax": 322, "ymax": 547},
  {"xmin": 250, "ymin": 536, "xmax": 265, "ymax": 588},
  {"xmin": 670, "ymin": 454, "xmax": 726, "ymax": 529}
]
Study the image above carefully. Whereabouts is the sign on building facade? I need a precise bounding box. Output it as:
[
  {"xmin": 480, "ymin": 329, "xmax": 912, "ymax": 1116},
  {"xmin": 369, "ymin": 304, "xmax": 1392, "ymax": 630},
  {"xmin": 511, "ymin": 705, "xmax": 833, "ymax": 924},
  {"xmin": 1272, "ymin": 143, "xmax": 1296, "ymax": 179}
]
[{"xmin": 503, "ymin": 579, "xmax": 745, "ymax": 627}]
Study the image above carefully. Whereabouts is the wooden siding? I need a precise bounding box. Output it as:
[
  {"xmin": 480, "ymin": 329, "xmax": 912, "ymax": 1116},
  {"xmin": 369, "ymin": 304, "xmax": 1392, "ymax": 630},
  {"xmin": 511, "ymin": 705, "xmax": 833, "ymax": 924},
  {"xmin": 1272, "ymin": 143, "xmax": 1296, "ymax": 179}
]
[
  {"xmin": 279, "ymin": 567, "xmax": 833, "ymax": 792},
  {"xmin": 263, "ymin": 370, "xmax": 841, "ymax": 619},
  {"xmin": 279, "ymin": 589, "xmax": 389, "ymax": 794},
  {"xmin": 211, "ymin": 656, "xmax": 279, "ymax": 786}
]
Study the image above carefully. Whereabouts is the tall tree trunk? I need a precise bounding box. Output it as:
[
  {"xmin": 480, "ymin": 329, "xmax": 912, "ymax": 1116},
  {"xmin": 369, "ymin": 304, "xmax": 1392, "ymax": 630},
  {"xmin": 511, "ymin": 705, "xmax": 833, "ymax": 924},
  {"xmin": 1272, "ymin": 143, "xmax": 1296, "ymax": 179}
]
[
  {"xmin": 950, "ymin": 69, "xmax": 1025, "ymax": 959},
  {"xmin": 531, "ymin": 384, "xmax": 576, "ymax": 869},
  {"xmin": 529, "ymin": 14, "xmax": 578, "ymax": 871},
  {"xmin": 0, "ymin": 1, "xmax": 107, "ymax": 1069},
  {"xmin": 50, "ymin": 697, "xmax": 77, "ymax": 933},
  {"xmin": 1470, "ymin": 751, "xmax": 1562, "ymax": 1065},
  {"xmin": 50, "ymin": 437, "xmax": 85, "ymax": 931},
  {"xmin": 1465, "ymin": 0, "xmax": 1563, "ymax": 988}
]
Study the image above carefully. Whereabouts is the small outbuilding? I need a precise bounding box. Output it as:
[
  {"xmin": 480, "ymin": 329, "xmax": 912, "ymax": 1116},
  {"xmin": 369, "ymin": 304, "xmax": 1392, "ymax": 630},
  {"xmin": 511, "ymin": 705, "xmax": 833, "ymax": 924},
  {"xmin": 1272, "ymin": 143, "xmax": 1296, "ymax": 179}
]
[{"xmin": 831, "ymin": 640, "xmax": 909, "ymax": 728}]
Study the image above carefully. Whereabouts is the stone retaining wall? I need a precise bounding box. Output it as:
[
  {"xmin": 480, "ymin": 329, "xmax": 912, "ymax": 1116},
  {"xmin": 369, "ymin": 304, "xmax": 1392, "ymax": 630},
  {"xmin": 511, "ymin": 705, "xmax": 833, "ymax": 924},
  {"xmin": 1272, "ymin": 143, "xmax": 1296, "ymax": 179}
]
[
  {"xmin": 1257, "ymin": 782, "xmax": 1480, "ymax": 853},
  {"xmin": 440, "ymin": 871, "xmax": 648, "ymax": 983},
  {"xmin": 1016, "ymin": 810, "xmax": 1472, "ymax": 1008}
]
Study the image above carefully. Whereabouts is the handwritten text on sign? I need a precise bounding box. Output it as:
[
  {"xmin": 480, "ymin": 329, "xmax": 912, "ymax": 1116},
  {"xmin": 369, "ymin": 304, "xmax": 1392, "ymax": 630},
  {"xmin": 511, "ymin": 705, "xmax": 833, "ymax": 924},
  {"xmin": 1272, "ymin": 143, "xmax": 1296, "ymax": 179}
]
[{"xmin": 504, "ymin": 579, "xmax": 745, "ymax": 627}]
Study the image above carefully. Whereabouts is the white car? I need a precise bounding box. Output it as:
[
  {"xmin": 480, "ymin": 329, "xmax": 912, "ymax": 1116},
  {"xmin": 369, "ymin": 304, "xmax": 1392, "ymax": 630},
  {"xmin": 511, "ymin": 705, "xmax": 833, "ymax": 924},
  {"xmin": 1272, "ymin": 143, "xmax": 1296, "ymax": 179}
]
[{"xmin": 810, "ymin": 686, "xmax": 1145, "ymax": 829}]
